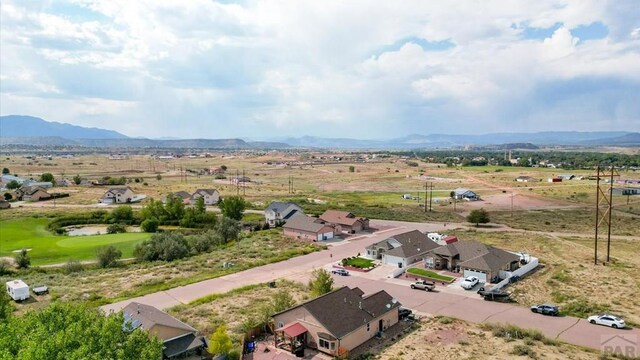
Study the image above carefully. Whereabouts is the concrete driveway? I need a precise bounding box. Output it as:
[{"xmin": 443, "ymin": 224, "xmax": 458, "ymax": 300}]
[{"xmin": 100, "ymin": 219, "xmax": 640, "ymax": 352}]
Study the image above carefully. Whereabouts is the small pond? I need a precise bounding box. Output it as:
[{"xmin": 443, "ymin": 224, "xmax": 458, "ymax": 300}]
[{"xmin": 65, "ymin": 225, "xmax": 141, "ymax": 236}]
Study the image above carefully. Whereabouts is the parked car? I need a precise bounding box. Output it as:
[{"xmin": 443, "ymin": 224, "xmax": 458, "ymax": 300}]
[
  {"xmin": 530, "ymin": 304, "xmax": 559, "ymax": 316},
  {"xmin": 398, "ymin": 307, "xmax": 413, "ymax": 319},
  {"xmin": 587, "ymin": 314, "xmax": 625, "ymax": 329},
  {"xmin": 331, "ymin": 269, "xmax": 350, "ymax": 276},
  {"xmin": 460, "ymin": 276, "xmax": 479, "ymax": 290},
  {"xmin": 410, "ymin": 280, "xmax": 435, "ymax": 291},
  {"xmin": 32, "ymin": 285, "xmax": 49, "ymax": 295}
]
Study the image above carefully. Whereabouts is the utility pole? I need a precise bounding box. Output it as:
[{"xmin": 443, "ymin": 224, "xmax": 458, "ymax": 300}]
[
  {"xmin": 511, "ymin": 192, "xmax": 514, "ymax": 218},
  {"xmin": 429, "ymin": 182, "xmax": 433, "ymax": 212},
  {"xmin": 594, "ymin": 164, "xmax": 619, "ymax": 264},
  {"xmin": 236, "ymin": 169, "xmax": 240, "ymax": 196},
  {"xmin": 424, "ymin": 182, "xmax": 428, "ymax": 212},
  {"xmin": 242, "ymin": 169, "xmax": 246, "ymax": 197}
]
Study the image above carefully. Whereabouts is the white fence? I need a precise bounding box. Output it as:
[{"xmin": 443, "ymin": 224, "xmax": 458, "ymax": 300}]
[{"xmin": 493, "ymin": 256, "xmax": 539, "ymax": 290}]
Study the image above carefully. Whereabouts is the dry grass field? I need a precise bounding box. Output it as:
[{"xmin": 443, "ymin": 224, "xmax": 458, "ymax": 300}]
[{"xmin": 378, "ymin": 316, "xmax": 602, "ymax": 360}]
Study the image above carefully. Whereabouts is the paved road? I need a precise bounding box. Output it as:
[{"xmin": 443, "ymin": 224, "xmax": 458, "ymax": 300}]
[{"xmin": 101, "ymin": 220, "xmax": 639, "ymax": 351}]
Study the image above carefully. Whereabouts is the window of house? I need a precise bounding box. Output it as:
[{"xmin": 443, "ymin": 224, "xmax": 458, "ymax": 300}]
[
  {"xmin": 319, "ymin": 339, "xmax": 334, "ymax": 349},
  {"xmin": 277, "ymin": 321, "xmax": 284, "ymax": 329},
  {"xmin": 367, "ymin": 323, "xmax": 370, "ymax": 331}
]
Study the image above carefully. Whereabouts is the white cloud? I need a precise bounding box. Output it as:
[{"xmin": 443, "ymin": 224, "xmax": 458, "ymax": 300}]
[{"xmin": 1, "ymin": 0, "xmax": 639, "ymax": 138}]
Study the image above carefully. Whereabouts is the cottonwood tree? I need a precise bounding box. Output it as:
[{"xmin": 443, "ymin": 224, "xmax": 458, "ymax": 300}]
[
  {"xmin": 96, "ymin": 245, "xmax": 122, "ymax": 268},
  {"xmin": 467, "ymin": 208, "xmax": 490, "ymax": 227},
  {"xmin": 308, "ymin": 268, "xmax": 334, "ymax": 297},
  {"xmin": 0, "ymin": 302, "xmax": 162, "ymax": 359},
  {"xmin": 218, "ymin": 196, "xmax": 246, "ymax": 220}
]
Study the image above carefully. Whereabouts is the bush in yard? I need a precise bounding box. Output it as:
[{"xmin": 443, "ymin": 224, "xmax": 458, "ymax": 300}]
[
  {"xmin": 15, "ymin": 249, "xmax": 30, "ymax": 269},
  {"xmin": 96, "ymin": 246, "xmax": 122, "ymax": 268},
  {"xmin": 0, "ymin": 259, "xmax": 13, "ymax": 276},
  {"xmin": 141, "ymin": 217, "xmax": 159, "ymax": 233},
  {"xmin": 106, "ymin": 223, "xmax": 127, "ymax": 234},
  {"xmin": 133, "ymin": 232, "xmax": 190, "ymax": 262},
  {"xmin": 209, "ymin": 323, "xmax": 233, "ymax": 356},
  {"xmin": 63, "ymin": 259, "xmax": 84, "ymax": 274},
  {"xmin": 308, "ymin": 268, "xmax": 334, "ymax": 297}
]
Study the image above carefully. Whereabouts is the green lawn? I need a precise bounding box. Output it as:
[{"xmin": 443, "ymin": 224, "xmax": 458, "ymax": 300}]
[
  {"xmin": 0, "ymin": 218, "xmax": 150, "ymax": 265},
  {"xmin": 406, "ymin": 268, "xmax": 455, "ymax": 282},
  {"xmin": 342, "ymin": 257, "xmax": 375, "ymax": 268}
]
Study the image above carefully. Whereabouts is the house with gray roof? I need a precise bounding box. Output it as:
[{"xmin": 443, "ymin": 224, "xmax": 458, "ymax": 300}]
[
  {"xmin": 163, "ymin": 191, "xmax": 192, "ymax": 205},
  {"xmin": 283, "ymin": 214, "xmax": 335, "ymax": 241},
  {"xmin": 265, "ymin": 201, "xmax": 304, "ymax": 226},
  {"xmin": 123, "ymin": 302, "xmax": 206, "ymax": 359},
  {"xmin": 424, "ymin": 240, "xmax": 521, "ymax": 283},
  {"xmin": 191, "ymin": 188, "xmax": 220, "ymax": 205},
  {"xmin": 365, "ymin": 230, "xmax": 440, "ymax": 268},
  {"xmin": 272, "ymin": 287, "xmax": 401, "ymax": 357},
  {"xmin": 452, "ymin": 188, "xmax": 479, "ymax": 201}
]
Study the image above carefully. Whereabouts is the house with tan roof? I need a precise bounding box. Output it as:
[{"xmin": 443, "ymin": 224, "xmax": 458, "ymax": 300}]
[
  {"xmin": 424, "ymin": 240, "xmax": 521, "ymax": 283},
  {"xmin": 100, "ymin": 186, "xmax": 135, "ymax": 204},
  {"xmin": 365, "ymin": 230, "xmax": 440, "ymax": 268},
  {"xmin": 123, "ymin": 302, "xmax": 207, "ymax": 359},
  {"xmin": 318, "ymin": 210, "xmax": 369, "ymax": 233},
  {"xmin": 272, "ymin": 287, "xmax": 401, "ymax": 357},
  {"xmin": 283, "ymin": 214, "xmax": 336, "ymax": 241},
  {"xmin": 15, "ymin": 186, "xmax": 51, "ymax": 202}
]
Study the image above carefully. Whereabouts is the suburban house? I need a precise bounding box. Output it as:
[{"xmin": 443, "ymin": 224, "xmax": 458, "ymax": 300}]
[
  {"xmin": 558, "ymin": 174, "xmax": 575, "ymax": 180},
  {"xmin": 100, "ymin": 187, "xmax": 135, "ymax": 204},
  {"xmin": 57, "ymin": 178, "xmax": 74, "ymax": 187},
  {"xmin": 424, "ymin": 240, "xmax": 521, "ymax": 283},
  {"xmin": 548, "ymin": 177, "xmax": 562, "ymax": 183},
  {"xmin": 283, "ymin": 214, "xmax": 336, "ymax": 241},
  {"xmin": 164, "ymin": 191, "xmax": 192, "ymax": 205},
  {"xmin": 209, "ymin": 167, "xmax": 225, "ymax": 175},
  {"xmin": 365, "ymin": 230, "xmax": 440, "ymax": 268},
  {"xmin": 452, "ymin": 188, "xmax": 479, "ymax": 201},
  {"xmin": 515, "ymin": 176, "xmax": 539, "ymax": 182},
  {"xmin": 272, "ymin": 287, "xmax": 400, "ymax": 357},
  {"xmin": 231, "ymin": 176, "xmax": 251, "ymax": 184},
  {"xmin": 191, "ymin": 188, "xmax": 220, "ymax": 205},
  {"xmin": 318, "ymin": 210, "xmax": 369, "ymax": 233},
  {"xmin": 123, "ymin": 302, "xmax": 207, "ymax": 360},
  {"xmin": 15, "ymin": 186, "xmax": 51, "ymax": 202},
  {"xmin": 264, "ymin": 202, "xmax": 304, "ymax": 226}
]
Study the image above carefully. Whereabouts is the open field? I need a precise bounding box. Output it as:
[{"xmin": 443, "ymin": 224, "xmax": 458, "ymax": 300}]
[
  {"xmin": 452, "ymin": 229, "xmax": 640, "ymax": 326},
  {"xmin": 0, "ymin": 229, "xmax": 325, "ymax": 313},
  {"xmin": 378, "ymin": 316, "xmax": 603, "ymax": 360},
  {"xmin": 0, "ymin": 217, "xmax": 149, "ymax": 265}
]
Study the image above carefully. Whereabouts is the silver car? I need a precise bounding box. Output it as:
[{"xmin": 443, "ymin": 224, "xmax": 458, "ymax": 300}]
[{"xmin": 587, "ymin": 314, "xmax": 625, "ymax": 329}]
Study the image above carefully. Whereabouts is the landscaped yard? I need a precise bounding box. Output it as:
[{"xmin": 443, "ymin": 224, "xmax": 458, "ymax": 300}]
[
  {"xmin": 407, "ymin": 267, "xmax": 455, "ymax": 282},
  {"xmin": 0, "ymin": 217, "xmax": 150, "ymax": 265},
  {"xmin": 342, "ymin": 257, "xmax": 375, "ymax": 269}
]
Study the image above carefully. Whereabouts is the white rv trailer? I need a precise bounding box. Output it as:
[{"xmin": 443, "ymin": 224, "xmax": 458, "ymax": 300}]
[{"xmin": 6, "ymin": 279, "xmax": 30, "ymax": 301}]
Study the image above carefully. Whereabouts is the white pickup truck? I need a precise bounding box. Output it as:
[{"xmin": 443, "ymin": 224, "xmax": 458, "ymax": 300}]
[{"xmin": 410, "ymin": 280, "xmax": 435, "ymax": 291}]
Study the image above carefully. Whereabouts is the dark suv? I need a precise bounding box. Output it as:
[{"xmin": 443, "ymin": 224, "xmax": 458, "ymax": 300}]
[{"xmin": 530, "ymin": 304, "xmax": 559, "ymax": 316}]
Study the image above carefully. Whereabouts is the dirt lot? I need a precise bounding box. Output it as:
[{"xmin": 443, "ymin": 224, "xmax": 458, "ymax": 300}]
[{"xmin": 377, "ymin": 316, "xmax": 602, "ymax": 360}]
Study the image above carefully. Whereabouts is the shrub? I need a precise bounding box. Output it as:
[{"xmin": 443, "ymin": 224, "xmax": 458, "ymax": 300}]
[
  {"xmin": 96, "ymin": 246, "xmax": 122, "ymax": 268},
  {"xmin": 106, "ymin": 223, "xmax": 127, "ymax": 234},
  {"xmin": 15, "ymin": 249, "xmax": 30, "ymax": 269},
  {"xmin": 511, "ymin": 344, "xmax": 536, "ymax": 358},
  {"xmin": 0, "ymin": 259, "xmax": 13, "ymax": 275},
  {"xmin": 133, "ymin": 232, "xmax": 190, "ymax": 262},
  {"xmin": 141, "ymin": 218, "xmax": 159, "ymax": 233},
  {"xmin": 63, "ymin": 259, "xmax": 84, "ymax": 274}
]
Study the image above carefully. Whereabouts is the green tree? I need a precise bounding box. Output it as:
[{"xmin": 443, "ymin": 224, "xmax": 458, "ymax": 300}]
[
  {"xmin": 140, "ymin": 198, "xmax": 167, "ymax": 223},
  {"xmin": 272, "ymin": 289, "xmax": 295, "ymax": 313},
  {"xmin": 156, "ymin": 174, "xmax": 162, "ymax": 181},
  {"xmin": 133, "ymin": 232, "xmax": 190, "ymax": 262},
  {"xmin": 3, "ymin": 193, "xmax": 12, "ymax": 201},
  {"xmin": 0, "ymin": 291, "xmax": 12, "ymax": 322},
  {"xmin": 141, "ymin": 217, "xmax": 159, "ymax": 233},
  {"xmin": 96, "ymin": 245, "xmax": 122, "ymax": 268},
  {"xmin": 348, "ymin": 166, "xmax": 355, "ymax": 173},
  {"xmin": 466, "ymin": 208, "xmax": 490, "ymax": 227},
  {"xmin": 0, "ymin": 302, "xmax": 162, "ymax": 359},
  {"xmin": 449, "ymin": 191, "xmax": 456, "ymax": 199},
  {"xmin": 109, "ymin": 205, "xmax": 134, "ymax": 223},
  {"xmin": 164, "ymin": 193, "xmax": 186, "ymax": 221},
  {"xmin": 39, "ymin": 172, "xmax": 54, "ymax": 183},
  {"xmin": 15, "ymin": 249, "xmax": 30, "ymax": 269},
  {"xmin": 194, "ymin": 196, "xmax": 206, "ymax": 214},
  {"xmin": 215, "ymin": 216, "xmax": 241, "ymax": 243},
  {"xmin": 106, "ymin": 223, "xmax": 127, "ymax": 234},
  {"xmin": 220, "ymin": 165, "xmax": 228, "ymax": 171},
  {"xmin": 208, "ymin": 323, "xmax": 233, "ymax": 356},
  {"xmin": 6, "ymin": 180, "xmax": 19, "ymax": 190},
  {"xmin": 308, "ymin": 268, "xmax": 334, "ymax": 297},
  {"xmin": 2, "ymin": 168, "xmax": 9, "ymax": 175},
  {"xmin": 73, "ymin": 174, "xmax": 82, "ymax": 185},
  {"xmin": 218, "ymin": 196, "xmax": 246, "ymax": 220}
]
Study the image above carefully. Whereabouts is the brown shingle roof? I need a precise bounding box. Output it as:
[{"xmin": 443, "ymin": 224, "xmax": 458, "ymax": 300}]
[
  {"xmin": 370, "ymin": 230, "xmax": 440, "ymax": 259},
  {"xmin": 428, "ymin": 240, "xmax": 521, "ymax": 274},
  {"xmin": 319, "ymin": 210, "xmax": 366, "ymax": 226},
  {"xmin": 275, "ymin": 287, "xmax": 399, "ymax": 339},
  {"xmin": 123, "ymin": 302, "xmax": 197, "ymax": 339},
  {"xmin": 194, "ymin": 189, "xmax": 218, "ymax": 196},
  {"xmin": 283, "ymin": 214, "xmax": 332, "ymax": 233}
]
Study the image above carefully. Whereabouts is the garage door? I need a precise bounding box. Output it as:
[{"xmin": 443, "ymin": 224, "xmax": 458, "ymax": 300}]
[
  {"xmin": 463, "ymin": 269, "xmax": 487, "ymax": 283},
  {"xmin": 318, "ymin": 232, "xmax": 334, "ymax": 241}
]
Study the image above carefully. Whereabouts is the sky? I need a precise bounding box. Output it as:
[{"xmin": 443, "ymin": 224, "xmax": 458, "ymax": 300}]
[{"xmin": 1, "ymin": 1, "xmax": 640, "ymax": 140}]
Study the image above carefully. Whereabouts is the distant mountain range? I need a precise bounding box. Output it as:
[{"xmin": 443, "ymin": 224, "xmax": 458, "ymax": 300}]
[{"xmin": 0, "ymin": 115, "xmax": 638, "ymax": 149}]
